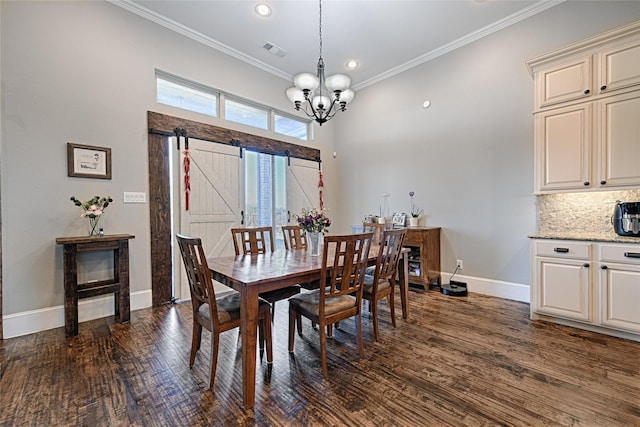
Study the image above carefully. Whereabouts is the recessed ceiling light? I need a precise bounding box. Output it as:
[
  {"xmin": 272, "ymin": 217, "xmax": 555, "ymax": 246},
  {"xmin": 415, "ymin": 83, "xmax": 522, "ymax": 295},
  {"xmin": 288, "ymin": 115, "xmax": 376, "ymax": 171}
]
[
  {"xmin": 345, "ymin": 60, "xmax": 359, "ymax": 70},
  {"xmin": 255, "ymin": 3, "xmax": 271, "ymax": 17}
]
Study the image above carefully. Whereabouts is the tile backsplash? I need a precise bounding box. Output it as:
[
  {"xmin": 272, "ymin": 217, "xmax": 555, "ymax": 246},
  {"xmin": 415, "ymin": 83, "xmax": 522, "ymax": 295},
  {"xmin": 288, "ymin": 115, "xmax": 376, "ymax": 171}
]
[{"xmin": 537, "ymin": 190, "xmax": 640, "ymax": 234}]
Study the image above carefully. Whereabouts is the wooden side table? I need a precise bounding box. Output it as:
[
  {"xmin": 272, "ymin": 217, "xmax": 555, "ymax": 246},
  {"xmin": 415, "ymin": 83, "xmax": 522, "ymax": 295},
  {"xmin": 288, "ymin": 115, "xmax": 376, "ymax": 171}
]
[
  {"xmin": 55, "ymin": 234, "xmax": 135, "ymax": 337},
  {"xmin": 403, "ymin": 226, "xmax": 441, "ymax": 291}
]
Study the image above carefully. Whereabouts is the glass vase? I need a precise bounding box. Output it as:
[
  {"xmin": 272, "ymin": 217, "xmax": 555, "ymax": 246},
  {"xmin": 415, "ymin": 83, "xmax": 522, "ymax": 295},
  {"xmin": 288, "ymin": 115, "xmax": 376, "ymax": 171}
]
[
  {"xmin": 87, "ymin": 216, "xmax": 101, "ymax": 237},
  {"xmin": 308, "ymin": 232, "xmax": 322, "ymax": 256}
]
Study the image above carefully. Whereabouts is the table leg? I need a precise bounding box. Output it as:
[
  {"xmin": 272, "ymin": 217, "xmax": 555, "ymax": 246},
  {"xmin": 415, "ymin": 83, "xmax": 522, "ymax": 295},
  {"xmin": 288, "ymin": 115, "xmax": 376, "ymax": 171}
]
[
  {"xmin": 117, "ymin": 240, "xmax": 131, "ymax": 323},
  {"xmin": 398, "ymin": 251, "xmax": 409, "ymax": 320},
  {"xmin": 63, "ymin": 244, "xmax": 79, "ymax": 337},
  {"xmin": 240, "ymin": 286, "xmax": 259, "ymax": 409}
]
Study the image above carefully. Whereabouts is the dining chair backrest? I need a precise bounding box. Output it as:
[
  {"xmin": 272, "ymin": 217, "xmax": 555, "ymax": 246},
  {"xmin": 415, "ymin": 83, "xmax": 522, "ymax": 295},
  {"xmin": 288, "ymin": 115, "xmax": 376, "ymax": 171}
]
[
  {"xmin": 231, "ymin": 226, "xmax": 274, "ymax": 255},
  {"xmin": 320, "ymin": 232, "xmax": 373, "ymax": 306},
  {"xmin": 373, "ymin": 228, "xmax": 407, "ymax": 284},
  {"xmin": 175, "ymin": 234, "xmax": 219, "ymax": 328},
  {"xmin": 282, "ymin": 225, "xmax": 307, "ymax": 250},
  {"xmin": 362, "ymin": 222, "xmax": 386, "ymax": 244}
]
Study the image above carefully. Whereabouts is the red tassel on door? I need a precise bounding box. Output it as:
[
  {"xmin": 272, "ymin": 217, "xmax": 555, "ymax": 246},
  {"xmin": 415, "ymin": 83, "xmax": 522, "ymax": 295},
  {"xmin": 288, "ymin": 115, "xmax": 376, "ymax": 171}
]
[
  {"xmin": 183, "ymin": 150, "xmax": 191, "ymax": 211},
  {"xmin": 318, "ymin": 170, "xmax": 324, "ymax": 211}
]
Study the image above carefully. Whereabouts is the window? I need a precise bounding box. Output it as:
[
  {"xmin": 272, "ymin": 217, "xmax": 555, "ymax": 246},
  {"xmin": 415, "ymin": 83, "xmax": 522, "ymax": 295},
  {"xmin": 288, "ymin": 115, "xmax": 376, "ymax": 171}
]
[
  {"xmin": 225, "ymin": 99, "xmax": 268, "ymax": 130},
  {"xmin": 156, "ymin": 76, "xmax": 217, "ymax": 117},
  {"xmin": 244, "ymin": 151, "xmax": 287, "ymax": 247},
  {"xmin": 155, "ymin": 70, "xmax": 310, "ymax": 140},
  {"xmin": 275, "ymin": 114, "xmax": 308, "ymax": 140}
]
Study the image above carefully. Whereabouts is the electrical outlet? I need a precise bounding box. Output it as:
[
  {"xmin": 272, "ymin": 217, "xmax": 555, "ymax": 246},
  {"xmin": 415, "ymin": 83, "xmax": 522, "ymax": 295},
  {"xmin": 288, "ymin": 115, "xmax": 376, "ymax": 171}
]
[{"xmin": 456, "ymin": 259, "xmax": 463, "ymax": 270}]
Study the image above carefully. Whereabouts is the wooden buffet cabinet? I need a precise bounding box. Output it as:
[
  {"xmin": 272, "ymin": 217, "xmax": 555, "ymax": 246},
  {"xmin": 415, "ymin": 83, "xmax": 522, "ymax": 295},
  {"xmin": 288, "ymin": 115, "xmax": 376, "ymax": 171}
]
[{"xmin": 403, "ymin": 226, "xmax": 441, "ymax": 291}]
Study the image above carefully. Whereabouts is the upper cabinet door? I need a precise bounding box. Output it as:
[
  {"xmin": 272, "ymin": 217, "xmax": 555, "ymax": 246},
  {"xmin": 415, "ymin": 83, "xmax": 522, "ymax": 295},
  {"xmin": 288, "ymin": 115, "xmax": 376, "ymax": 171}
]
[
  {"xmin": 536, "ymin": 56, "xmax": 592, "ymax": 109},
  {"xmin": 535, "ymin": 103, "xmax": 592, "ymax": 193},
  {"xmin": 597, "ymin": 38, "xmax": 640, "ymax": 96},
  {"xmin": 597, "ymin": 92, "xmax": 640, "ymax": 188}
]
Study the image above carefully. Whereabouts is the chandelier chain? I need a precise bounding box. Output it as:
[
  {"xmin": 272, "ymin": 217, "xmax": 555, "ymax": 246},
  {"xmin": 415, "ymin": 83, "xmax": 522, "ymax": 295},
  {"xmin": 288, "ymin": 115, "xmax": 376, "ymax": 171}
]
[{"xmin": 318, "ymin": 0, "xmax": 323, "ymax": 59}]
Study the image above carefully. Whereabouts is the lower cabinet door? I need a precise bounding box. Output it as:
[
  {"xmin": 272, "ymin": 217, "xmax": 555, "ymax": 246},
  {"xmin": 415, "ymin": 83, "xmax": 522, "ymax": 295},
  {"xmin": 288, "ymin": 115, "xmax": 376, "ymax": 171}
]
[
  {"xmin": 599, "ymin": 262, "xmax": 640, "ymax": 333},
  {"xmin": 535, "ymin": 257, "xmax": 591, "ymax": 321}
]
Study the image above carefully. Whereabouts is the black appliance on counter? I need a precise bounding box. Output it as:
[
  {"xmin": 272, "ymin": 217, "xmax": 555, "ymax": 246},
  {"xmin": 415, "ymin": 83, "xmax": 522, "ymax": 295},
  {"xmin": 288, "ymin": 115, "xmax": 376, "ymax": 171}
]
[{"xmin": 612, "ymin": 201, "xmax": 640, "ymax": 237}]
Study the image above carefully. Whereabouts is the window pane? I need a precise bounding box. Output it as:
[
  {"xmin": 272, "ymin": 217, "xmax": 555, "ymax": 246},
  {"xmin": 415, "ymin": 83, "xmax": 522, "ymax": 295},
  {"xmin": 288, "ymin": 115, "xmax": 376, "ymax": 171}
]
[
  {"xmin": 274, "ymin": 156, "xmax": 287, "ymax": 247},
  {"xmin": 226, "ymin": 99, "xmax": 268, "ymax": 130},
  {"xmin": 244, "ymin": 151, "xmax": 273, "ymax": 229},
  {"xmin": 275, "ymin": 114, "xmax": 308, "ymax": 140},
  {"xmin": 156, "ymin": 77, "xmax": 217, "ymax": 117}
]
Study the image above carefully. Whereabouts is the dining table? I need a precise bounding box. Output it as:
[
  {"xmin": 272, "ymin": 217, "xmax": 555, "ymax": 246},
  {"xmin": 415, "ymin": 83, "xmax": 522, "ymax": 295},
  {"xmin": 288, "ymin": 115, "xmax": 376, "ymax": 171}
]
[{"xmin": 207, "ymin": 243, "xmax": 411, "ymax": 409}]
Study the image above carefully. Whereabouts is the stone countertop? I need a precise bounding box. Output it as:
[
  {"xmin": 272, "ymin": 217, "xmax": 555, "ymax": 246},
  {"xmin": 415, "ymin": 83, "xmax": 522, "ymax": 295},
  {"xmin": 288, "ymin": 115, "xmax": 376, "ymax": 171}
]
[{"xmin": 529, "ymin": 231, "xmax": 640, "ymax": 244}]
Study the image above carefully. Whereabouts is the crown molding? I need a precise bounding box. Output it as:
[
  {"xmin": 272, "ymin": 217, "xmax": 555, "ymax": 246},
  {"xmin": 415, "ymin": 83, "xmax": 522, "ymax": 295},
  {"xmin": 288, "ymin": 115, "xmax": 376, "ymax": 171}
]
[
  {"xmin": 108, "ymin": 0, "xmax": 563, "ymax": 90},
  {"xmin": 107, "ymin": 0, "xmax": 292, "ymax": 81},
  {"xmin": 353, "ymin": 0, "xmax": 565, "ymax": 90}
]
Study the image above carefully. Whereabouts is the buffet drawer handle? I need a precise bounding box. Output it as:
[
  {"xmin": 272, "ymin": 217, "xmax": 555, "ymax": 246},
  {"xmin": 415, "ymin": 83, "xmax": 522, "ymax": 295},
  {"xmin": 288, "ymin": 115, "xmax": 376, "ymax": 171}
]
[
  {"xmin": 624, "ymin": 252, "xmax": 640, "ymax": 259},
  {"xmin": 554, "ymin": 247, "xmax": 569, "ymax": 253}
]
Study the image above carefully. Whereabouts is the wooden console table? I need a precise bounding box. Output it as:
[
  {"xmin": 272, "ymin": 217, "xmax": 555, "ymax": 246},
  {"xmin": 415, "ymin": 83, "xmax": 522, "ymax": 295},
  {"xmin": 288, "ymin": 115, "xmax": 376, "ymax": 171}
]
[
  {"xmin": 404, "ymin": 226, "xmax": 441, "ymax": 291},
  {"xmin": 55, "ymin": 234, "xmax": 135, "ymax": 337}
]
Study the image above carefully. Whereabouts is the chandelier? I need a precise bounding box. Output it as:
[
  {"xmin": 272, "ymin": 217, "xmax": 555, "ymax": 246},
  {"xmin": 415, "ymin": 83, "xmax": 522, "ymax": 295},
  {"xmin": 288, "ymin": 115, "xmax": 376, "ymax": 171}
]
[{"xmin": 286, "ymin": 0, "xmax": 355, "ymax": 126}]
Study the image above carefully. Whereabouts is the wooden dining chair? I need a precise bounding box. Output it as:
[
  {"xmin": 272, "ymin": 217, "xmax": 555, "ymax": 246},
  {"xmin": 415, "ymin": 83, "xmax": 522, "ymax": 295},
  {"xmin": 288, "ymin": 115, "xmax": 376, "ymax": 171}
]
[
  {"xmin": 231, "ymin": 227, "xmax": 301, "ymax": 319},
  {"xmin": 175, "ymin": 234, "xmax": 273, "ymax": 390},
  {"xmin": 288, "ymin": 232, "xmax": 373, "ymax": 378},
  {"xmin": 363, "ymin": 228, "xmax": 407, "ymax": 341},
  {"xmin": 362, "ymin": 222, "xmax": 386, "ymax": 244},
  {"xmin": 282, "ymin": 224, "xmax": 307, "ymax": 250}
]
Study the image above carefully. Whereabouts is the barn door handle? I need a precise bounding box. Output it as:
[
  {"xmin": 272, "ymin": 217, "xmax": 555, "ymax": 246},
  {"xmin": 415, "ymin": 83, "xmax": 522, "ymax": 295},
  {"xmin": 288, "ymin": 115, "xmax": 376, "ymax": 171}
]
[
  {"xmin": 288, "ymin": 210, "xmax": 291, "ymax": 223},
  {"xmin": 241, "ymin": 210, "xmax": 244, "ymax": 225}
]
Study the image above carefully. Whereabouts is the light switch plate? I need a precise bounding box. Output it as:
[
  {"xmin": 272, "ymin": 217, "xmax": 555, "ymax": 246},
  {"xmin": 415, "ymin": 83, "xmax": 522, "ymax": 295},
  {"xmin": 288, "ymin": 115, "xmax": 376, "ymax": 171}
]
[{"xmin": 123, "ymin": 192, "xmax": 146, "ymax": 203}]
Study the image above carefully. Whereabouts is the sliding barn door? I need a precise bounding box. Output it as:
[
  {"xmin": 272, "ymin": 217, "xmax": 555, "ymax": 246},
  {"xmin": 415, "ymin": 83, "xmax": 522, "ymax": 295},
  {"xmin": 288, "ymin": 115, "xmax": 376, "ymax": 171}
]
[
  {"xmin": 287, "ymin": 158, "xmax": 321, "ymax": 223},
  {"xmin": 176, "ymin": 139, "xmax": 243, "ymax": 299}
]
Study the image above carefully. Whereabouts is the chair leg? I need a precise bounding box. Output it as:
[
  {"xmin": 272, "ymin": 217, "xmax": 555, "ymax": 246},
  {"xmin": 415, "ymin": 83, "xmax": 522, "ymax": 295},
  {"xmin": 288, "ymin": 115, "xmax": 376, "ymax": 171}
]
[
  {"xmin": 288, "ymin": 305, "xmax": 296, "ymax": 353},
  {"xmin": 372, "ymin": 298, "xmax": 380, "ymax": 341},
  {"xmin": 355, "ymin": 313, "xmax": 365, "ymax": 359},
  {"xmin": 271, "ymin": 301, "xmax": 276, "ymax": 322},
  {"xmin": 263, "ymin": 314, "xmax": 273, "ymax": 363},
  {"xmin": 209, "ymin": 331, "xmax": 220, "ymax": 390},
  {"xmin": 389, "ymin": 292, "xmax": 396, "ymax": 328},
  {"xmin": 190, "ymin": 322, "xmax": 202, "ymax": 368},
  {"xmin": 327, "ymin": 324, "xmax": 333, "ymax": 338},
  {"xmin": 258, "ymin": 317, "xmax": 265, "ymax": 359},
  {"xmin": 296, "ymin": 314, "xmax": 303, "ymax": 337},
  {"xmin": 319, "ymin": 323, "xmax": 328, "ymax": 379}
]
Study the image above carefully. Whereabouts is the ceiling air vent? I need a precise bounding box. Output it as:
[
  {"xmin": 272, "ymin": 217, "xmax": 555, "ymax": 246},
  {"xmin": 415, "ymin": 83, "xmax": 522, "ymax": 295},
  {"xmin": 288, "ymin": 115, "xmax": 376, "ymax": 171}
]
[{"xmin": 262, "ymin": 42, "xmax": 287, "ymax": 58}]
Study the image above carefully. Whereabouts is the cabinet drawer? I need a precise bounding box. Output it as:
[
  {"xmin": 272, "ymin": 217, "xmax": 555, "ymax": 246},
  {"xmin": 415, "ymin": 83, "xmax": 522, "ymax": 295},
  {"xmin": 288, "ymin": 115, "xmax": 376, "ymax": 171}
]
[
  {"xmin": 403, "ymin": 232, "xmax": 422, "ymax": 246},
  {"xmin": 599, "ymin": 243, "xmax": 640, "ymax": 264},
  {"xmin": 535, "ymin": 240, "xmax": 591, "ymax": 259}
]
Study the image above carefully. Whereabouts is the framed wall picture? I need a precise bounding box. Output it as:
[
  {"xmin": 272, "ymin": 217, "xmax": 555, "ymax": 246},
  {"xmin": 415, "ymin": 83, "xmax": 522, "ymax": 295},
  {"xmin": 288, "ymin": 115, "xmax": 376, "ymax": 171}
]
[
  {"xmin": 392, "ymin": 213, "xmax": 406, "ymax": 227},
  {"xmin": 67, "ymin": 143, "xmax": 112, "ymax": 179}
]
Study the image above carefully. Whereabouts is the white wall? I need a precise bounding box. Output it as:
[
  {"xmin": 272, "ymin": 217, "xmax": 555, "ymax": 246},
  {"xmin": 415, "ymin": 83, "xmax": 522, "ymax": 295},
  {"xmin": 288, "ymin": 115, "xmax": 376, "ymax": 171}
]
[
  {"xmin": 333, "ymin": 2, "xmax": 640, "ymax": 299},
  {"xmin": 0, "ymin": 1, "xmax": 338, "ymax": 337}
]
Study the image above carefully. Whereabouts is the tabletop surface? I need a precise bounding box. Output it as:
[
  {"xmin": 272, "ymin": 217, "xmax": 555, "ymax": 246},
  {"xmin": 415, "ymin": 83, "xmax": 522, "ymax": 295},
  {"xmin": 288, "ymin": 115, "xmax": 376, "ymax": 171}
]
[{"xmin": 55, "ymin": 234, "xmax": 136, "ymax": 244}]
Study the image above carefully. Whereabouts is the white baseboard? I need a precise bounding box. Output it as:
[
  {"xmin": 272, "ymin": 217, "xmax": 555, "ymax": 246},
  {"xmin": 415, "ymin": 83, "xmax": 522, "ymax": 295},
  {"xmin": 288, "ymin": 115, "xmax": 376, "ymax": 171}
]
[
  {"xmin": 3, "ymin": 275, "xmax": 528, "ymax": 339},
  {"xmin": 442, "ymin": 271, "xmax": 530, "ymax": 303},
  {"xmin": 2, "ymin": 290, "xmax": 153, "ymax": 339}
]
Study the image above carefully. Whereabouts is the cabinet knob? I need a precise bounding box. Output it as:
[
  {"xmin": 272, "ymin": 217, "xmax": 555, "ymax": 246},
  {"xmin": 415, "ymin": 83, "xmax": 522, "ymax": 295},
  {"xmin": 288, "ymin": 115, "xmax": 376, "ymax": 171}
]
[
  {"xmin": 583, "ymin": 181, "xmax": 590, "ymax": 186},
  {"xmin": 584, "ymin": 89, "xmax": 590, "ymax": 95},
  {"xmin": 600, "ymin": 180, "xmax": 606, "ymax": 185},
  {"xmin": 600, "ymin": 85, "xmax": 607, "ymax": 91},
  {"xmin": 583, "ymin": 263, "xmax": 590, "ymax": 268},
  {"xmin": 601, "ymin": 265, "xmax": 608, "ymax": 270}
]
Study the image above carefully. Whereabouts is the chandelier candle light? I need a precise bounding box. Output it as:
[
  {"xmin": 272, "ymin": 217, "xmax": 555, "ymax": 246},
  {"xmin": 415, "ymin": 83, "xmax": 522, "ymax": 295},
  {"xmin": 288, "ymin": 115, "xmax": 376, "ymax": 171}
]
[{"xmin": 286, "ymin": 0, "xmax": 355, "ymax": 125}]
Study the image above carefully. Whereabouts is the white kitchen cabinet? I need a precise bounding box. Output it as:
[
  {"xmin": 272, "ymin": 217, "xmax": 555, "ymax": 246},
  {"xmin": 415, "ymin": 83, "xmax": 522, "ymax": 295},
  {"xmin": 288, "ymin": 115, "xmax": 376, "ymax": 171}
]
[
  {"xmin": 597, "ymin": 92, "xmax": 640, "ymax": 187},
  {"xmin": 598, "ymin": 244, "xmax": 640, "ymax": 334},
  {"xmin": 535, "ymin": 104, "xmax": 591, "ymax": 191},
  {"xmin": 536, "ymin": 56, "xmax": 592, "ymax": 109},
  {"xmin": 531, "ymin": 239, "xmax": 640, "ymax": 341},
  {"xmin": 527, "ymin": 21, "xmax": 640, "ymax": 194},
  {"xmin": 532, "ymin": 240, "xmax": 592, "ymax": 322}
]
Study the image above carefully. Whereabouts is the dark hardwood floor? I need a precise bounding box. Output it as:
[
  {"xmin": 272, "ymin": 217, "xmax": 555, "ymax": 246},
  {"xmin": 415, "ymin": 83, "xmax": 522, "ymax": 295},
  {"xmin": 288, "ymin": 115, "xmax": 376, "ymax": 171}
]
[{"xmin": 1, "ymin": 289, "xmax": 638, "ymax": 426}]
